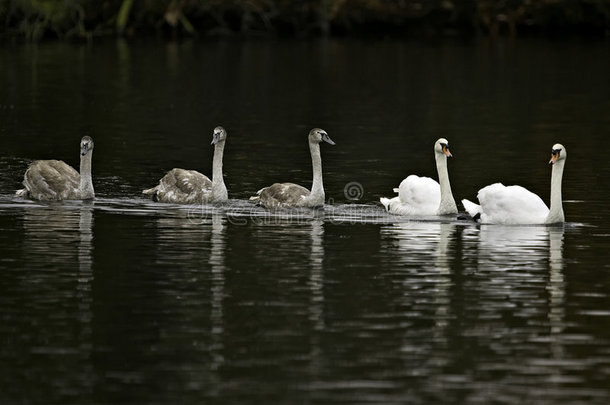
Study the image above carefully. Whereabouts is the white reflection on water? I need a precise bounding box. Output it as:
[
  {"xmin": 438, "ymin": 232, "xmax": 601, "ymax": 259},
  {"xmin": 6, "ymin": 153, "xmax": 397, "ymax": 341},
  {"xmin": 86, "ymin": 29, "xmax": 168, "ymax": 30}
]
[
  {"xmin": 381, "ymin": 221, "xmax": 457, "ymax": 356},
  {"xmin": 462, "ymin": 224, "xmax": 568, "ymax": 394},
  {"xmin": 548, "ymin": 226, "xmax": 565, "ymax": 358},
  {"xmin": 382, "ymin": 221, "xmax": 570, "ymax": 399},
  {"xmin": 463, "ymin": 224, "xmax": 565, "ymax": 319}
]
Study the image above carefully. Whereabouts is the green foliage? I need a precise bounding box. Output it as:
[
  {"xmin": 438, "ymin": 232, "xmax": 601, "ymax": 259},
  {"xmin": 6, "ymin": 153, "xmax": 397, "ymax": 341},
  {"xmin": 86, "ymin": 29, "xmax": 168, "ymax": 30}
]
[
  {"xmin": 116, "ymin": 0, "xmax": 133, "ymax": 34},
  {"xmin": 1, "ymin": 0, "xmax": 87, "ymax": 40},
  {"xmin": 0, "ymin": 0, "xmax": 608, "ymax": 41}
]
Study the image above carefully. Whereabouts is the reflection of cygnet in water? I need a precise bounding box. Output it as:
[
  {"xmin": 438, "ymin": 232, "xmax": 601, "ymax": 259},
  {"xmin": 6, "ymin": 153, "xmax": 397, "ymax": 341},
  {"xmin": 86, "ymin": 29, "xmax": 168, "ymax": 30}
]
[
  {"xmin": 209, "ymin": 214, "xmax": 226, "ymax": 372},
  {"xmin": 77, "ymin": 205, "xmax": 94, "ymax": 280},
  {"xmin": 307, "ymin": 220, "xmax": 325, "ymax": 376},
  {"xmin": 23, "ymin": 205, "xmax": 94, "ymax": 266},
  {"xmin": 308, "ymin": 220, "xmax": 325, "ymax": 331},
  {"xmin": 22, "ymin": 204, "xmax": 95, "ymax": 361}
]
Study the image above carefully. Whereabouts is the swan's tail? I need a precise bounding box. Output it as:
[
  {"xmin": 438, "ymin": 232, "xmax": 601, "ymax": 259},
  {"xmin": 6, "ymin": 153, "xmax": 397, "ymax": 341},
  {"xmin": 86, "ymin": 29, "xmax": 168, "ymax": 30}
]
[
  {"xmin": 249, "ymin": 188, "xmax": 264, "ymax": 203},
  {"xmin": 142, "ymin": 187, "xmax": 157, "ymax": 196},
  {"xmin": 142, "ymin": 187, "xmax": 161, "ymax": 202},
  {"xmin": 380, "ymin": 197, "xmax": 392, "ymax": 211},
  {"xmin": 461, "ymin": 199, "xmax": 481, "ymax": 220},
  {"xmin": 15, "ymin": 188, "xmax": 27, "ymax": 198}
]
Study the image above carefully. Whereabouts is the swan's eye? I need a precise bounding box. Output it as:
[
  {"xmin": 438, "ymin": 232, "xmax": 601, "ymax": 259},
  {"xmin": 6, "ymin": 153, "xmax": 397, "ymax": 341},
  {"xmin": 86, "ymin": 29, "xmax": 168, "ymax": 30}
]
[{"xmin": 552, "ymin": 149, "xmax": 561, "ymax": 156}]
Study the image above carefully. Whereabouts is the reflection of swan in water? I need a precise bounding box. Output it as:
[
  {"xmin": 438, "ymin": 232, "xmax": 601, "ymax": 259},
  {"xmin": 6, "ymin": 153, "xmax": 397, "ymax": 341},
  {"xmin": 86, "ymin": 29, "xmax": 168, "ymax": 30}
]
[
  {"xmin": 547, "ymin": 226, "xmax": 565, "ymax": 358},
  {"xmin": 465, "ymin": 225, "xmax": 550, "ymax": 263},
  {"xmin": 462, "ymin": 224, "xmax": 566, "ymax": 354},
  {"xmin": 381, "ymin": 221, "xmax": 456, "ymax": 340},
  {"xmin": 382, "ymin": 221, "xmax": 455, "ymax": 265}
]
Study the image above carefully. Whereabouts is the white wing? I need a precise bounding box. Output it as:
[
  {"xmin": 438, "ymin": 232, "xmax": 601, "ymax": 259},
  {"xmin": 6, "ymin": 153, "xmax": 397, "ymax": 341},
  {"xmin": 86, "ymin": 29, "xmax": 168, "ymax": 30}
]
[
  {"xmin": 380, "ymin": 175, "xmax": 440, "ymax": 216},
  {"xmin": 477, "ymin": 183, "xmax": 549, "ymax": 224},
  {"xmin": 397, "ymin": 175, "xmax": 441, "ymax": 215}
]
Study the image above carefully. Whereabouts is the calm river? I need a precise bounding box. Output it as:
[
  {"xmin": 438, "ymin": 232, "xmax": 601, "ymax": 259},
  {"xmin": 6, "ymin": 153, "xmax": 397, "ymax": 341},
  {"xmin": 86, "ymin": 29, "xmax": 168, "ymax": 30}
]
[{"xmin": 1, "ymin": 38, "xmax": 610, "ymax": 404}]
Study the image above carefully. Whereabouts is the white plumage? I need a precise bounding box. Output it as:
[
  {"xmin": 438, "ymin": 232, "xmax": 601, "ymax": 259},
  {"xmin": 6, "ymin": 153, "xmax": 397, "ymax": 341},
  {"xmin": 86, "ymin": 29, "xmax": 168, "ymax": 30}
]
[
  {"xmin": 380, "ymin": 138, "xmax": 457, "ymax": 216},
  {"xmin": 462, "ymin": 143, "xmax": 567, "ymax": 225},
  {"xmin": 380, "ymin": 175, "xmax": 441, "ymax": 216}
]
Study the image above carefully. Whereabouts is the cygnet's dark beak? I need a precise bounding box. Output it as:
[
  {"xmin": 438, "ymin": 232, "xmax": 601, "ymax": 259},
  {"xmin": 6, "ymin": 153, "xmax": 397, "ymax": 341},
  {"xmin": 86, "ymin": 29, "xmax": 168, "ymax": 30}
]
[
  {"xmin": 322, "ymin": 133, "xmax": 335, "ymax": 145},
  {"xmin": 211, "ymin": 133, "xmax": 220, "ymax": 145}
]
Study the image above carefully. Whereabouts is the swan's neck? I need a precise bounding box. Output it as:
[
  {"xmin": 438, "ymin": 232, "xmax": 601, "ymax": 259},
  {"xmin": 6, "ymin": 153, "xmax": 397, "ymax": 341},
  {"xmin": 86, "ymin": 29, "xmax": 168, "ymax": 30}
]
[
  {"xmin": 79, "ymin": 152, "xmax": 94, "ymax": 199},
  {"xmin": 435, "ymin": 153, "xmax": 457, "ymax": 215},
  {"xmin": 546, "ymin": 159, "xmax": 565, "ymax": 224},
  {"xmin": 211, "ymin": 140, "xmax": 228, "ymax": 201},
  {"xmin": 307, "ymin": 142, "xmax": 325, "ymax": 205}
]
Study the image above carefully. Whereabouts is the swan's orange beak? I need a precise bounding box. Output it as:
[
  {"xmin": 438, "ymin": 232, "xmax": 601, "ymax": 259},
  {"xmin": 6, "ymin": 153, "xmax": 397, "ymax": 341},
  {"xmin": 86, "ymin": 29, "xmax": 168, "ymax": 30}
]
[
  {"xmin": 442, "ymin": 145, "xmax": 453, "ymax": 157},
  {"xmin": 549, "ymin": 150, "xmax": 559, "ymax": 165}
]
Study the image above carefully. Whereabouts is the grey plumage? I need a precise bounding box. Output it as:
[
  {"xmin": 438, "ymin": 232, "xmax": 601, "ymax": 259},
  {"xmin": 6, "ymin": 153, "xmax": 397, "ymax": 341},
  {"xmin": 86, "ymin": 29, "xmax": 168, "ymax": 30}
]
[
  {"xmin": 250, "ymin": 128, "xmax": 334, "ymax": 208},
  {"xmin": 252, "ymin": 183, "xmax": 311, "ymax": 208},
  {"xmin": 143, "ymin": 168, "xmax": 212, "ymax": 203},
  {"xmin": 16, "ymin": 136, "xmax": 95, "ymax": 201},
  {"xmin": 143, "ymin": 126, "xmax": 229, "ymax": 204}
]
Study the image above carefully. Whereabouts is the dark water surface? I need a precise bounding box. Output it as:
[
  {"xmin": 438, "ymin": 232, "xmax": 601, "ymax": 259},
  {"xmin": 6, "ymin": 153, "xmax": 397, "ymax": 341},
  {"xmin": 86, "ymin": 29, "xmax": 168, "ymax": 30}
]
[{"xmin": 1, "ymin": 38, "xmax": 610, "ymax": 404}]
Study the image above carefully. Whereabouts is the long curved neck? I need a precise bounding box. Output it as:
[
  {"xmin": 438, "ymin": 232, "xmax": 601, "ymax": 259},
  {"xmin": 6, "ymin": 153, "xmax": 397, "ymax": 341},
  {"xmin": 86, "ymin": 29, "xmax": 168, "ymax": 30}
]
[
  {"xmin": 79, "ymin": 152, "xmax": 94, "ymax": 199},
  {"xmin": 211, "ymin": 140, "xmax": 228, "ymax": 201},
  {"xmin": 435, "ymin": 153, "xmax": 457, "ymax": 215},
  {"xmin": 546, "ymin": 159, "xmax": 565, "ymax": 224},
  {"xmin": 308, "ymin": 141, "xmax": 325, "ymax": 203}
]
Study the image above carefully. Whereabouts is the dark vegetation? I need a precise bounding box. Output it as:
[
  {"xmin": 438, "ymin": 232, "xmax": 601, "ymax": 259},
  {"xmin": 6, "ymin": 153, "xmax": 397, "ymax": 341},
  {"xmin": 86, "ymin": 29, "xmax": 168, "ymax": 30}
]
[{"xmin": 1, "ymin": 0, "xmax": 609, "ymax": 41}]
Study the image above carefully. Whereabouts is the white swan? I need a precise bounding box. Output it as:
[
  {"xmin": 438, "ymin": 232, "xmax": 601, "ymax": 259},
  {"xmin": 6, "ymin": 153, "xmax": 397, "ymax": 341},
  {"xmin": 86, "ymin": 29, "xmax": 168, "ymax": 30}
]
[
  {"xmin": 250, "ymin": 128, "xmax": 335, "ymax": 208},
  {"xmin": 16, "ymin": 136, "xmax": 95, "ymax": 201},
  {"xmin": 461, "ymin": 143, "xmax": 567, "ymax": 225},
  {"xmin": 143, "ymin": 126, "xmax": 228, "ymax": 204},
  {"xmin": 380, "ymin": 138, "xmax": 457, "ymax": 216}
]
